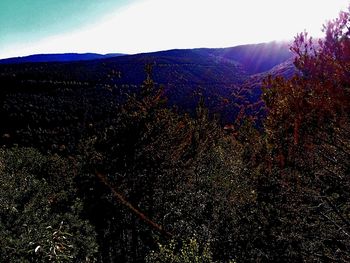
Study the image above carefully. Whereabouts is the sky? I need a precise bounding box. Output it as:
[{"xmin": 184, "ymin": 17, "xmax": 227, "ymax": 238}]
[{"xmin": 0, "ymin": 0, "xmax": 349, "ymax": 59}]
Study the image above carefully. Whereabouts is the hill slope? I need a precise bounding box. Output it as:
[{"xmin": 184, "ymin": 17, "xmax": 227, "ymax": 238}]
[{"xmin": 0, "ymin": 42, "xmax": 295, "ymax": 150}]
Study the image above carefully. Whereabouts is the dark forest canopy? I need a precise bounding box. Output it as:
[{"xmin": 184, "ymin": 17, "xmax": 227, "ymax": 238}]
[{"xmin": 0, "ymin": 7, "xmax": 350, "ymax": 263}]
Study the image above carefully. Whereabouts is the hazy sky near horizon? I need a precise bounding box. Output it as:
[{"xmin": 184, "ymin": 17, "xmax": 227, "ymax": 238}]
[{"xmin": 0, "ymin": 0, "xmax": 349, "ymax": 59}]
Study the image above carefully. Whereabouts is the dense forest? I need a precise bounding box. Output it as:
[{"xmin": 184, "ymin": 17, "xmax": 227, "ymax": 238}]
[{"xmin": 1, "ymin": 8, "xmax": 350, "ymax": 263}]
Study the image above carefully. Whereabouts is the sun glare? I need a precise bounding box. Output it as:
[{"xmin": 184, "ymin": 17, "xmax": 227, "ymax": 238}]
[{"xmin": 0, "ymin": 0, "xmax": 349, "ymax": 58}]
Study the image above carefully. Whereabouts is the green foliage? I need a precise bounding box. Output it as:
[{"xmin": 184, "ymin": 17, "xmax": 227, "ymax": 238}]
[
  {"xmin": 78, "ymin": 65, "xmax": 253, "ymax": 262},
  {"xmin": 146, "ymin": 238, "xmax": 226, "ymax": 263},
  {"xmin": 0, "ymin": 147, "xmax": 98, "ymax": 262}
]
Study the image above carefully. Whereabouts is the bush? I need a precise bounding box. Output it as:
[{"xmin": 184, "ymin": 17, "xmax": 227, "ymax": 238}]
[{"xmin": 0, "ymin": 147, "xmax": 98, "ymax": 262}]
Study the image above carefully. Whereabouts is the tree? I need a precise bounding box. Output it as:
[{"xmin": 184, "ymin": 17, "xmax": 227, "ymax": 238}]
[{"xmin": 259, "ymin": 7, "xmax": 350, "ymax": 262}]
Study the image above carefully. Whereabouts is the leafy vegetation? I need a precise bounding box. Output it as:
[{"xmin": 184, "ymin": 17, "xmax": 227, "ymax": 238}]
[
  {"xmin": 146, "ymin": 238, "xmax": 223, "ymax": 263},
  {"xmin": 0, "ymin": 147, "xmax": 98, "ymax": 262},
  {"xmin": 0, "ymin": 7, "xmax": 350, "ymax": 263}
]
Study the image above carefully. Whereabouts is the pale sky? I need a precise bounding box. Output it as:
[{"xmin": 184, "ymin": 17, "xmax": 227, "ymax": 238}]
[{"xmin": 0, "ymin": 0, "xmax": 349, "ymax": 59}]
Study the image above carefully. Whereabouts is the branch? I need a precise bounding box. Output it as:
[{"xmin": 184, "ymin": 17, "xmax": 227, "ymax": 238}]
[
  {"xmin": 323, "ymin": 196, "xmax": 350, "ymax": 229},
  {"xmin": 95, "ymin": 171, "xmax": 173, "ymax": 239},
  {"xmin": 319, "ymin": 211, "xmax": 350, "ymax": 239}
]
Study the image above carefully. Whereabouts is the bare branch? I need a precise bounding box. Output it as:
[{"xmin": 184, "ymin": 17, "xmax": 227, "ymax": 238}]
[{"xmin": 95, "ymin": 171, "xmax": 173, "ymax": 239}]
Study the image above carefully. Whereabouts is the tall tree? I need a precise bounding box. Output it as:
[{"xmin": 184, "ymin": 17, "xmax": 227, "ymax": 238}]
[{"xmin": 260, "ymin": 7, "xmax": 350, "ymax": 262}]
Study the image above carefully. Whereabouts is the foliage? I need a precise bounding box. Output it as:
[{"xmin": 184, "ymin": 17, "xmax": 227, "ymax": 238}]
[
  {"xmin": 0, "ymin": 147, "xmax": 98, "ymax": 262},
  {"xmin": 77, "ymin": 65, "xmax": 253, "ymax": 262},
  {"xmin": 259, "ymin": 7, "xmax": 350, "ymax": 262},
  {"xmin": 0, "ymin": 6, "xmax": 350, "ymax": 263},
  {"xmin": 146, "ymin": 238, "xmax": 219, "ymax": 263}
]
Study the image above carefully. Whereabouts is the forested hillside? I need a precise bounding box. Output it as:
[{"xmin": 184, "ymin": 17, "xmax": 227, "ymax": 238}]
[
  {"xmin": 0, "ymin": 42, "xmax": 291, "ymax": 152},
  {"xmin": 0, "ymin": 8, "xmax": 349, "ymax": 263}
]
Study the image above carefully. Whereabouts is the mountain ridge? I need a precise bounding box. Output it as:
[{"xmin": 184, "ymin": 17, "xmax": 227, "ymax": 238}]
[
  {"xmin": 0, "ymin": 41, "xmax": 293, "ymax": 75},
  {"xmin": 0, "ymin": 53, "xmax": 126, "ymax": 64}
]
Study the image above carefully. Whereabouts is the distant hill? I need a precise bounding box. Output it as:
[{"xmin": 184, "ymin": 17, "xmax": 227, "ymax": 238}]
[
  {"xmin": 193, "ymin": 41, "xmax": 293, "ymax": 74},
  {"xmin": 0, "ymin": 41, "xmax": 293, "ymax": 73},
  {"xmin": 0, "ymin": 53, "xmax": 125, "ymax": 64},
  {"xmin": 0, "ymin": 42, "xmax": 296, "ymax": 141}
]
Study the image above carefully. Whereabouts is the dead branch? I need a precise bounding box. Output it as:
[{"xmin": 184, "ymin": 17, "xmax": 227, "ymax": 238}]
[{"xmin": 95, "ymin": 171, "xmax": 173, "ymax": 239}]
